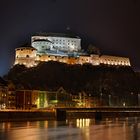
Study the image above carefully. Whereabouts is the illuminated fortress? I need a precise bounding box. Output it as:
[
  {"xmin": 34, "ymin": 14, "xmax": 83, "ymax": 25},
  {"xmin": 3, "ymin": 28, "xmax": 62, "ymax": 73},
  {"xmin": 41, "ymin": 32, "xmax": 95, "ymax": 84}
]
[{"xmin": 14, "ymin": 33, "xmax": 131, "ymax": 67}]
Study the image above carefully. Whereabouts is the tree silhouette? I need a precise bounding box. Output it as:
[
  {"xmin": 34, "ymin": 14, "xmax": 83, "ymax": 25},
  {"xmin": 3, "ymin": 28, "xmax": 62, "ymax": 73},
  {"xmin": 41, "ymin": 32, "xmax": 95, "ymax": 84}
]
[{"xmin": 87, "ymin": 44, "xmax": 101, "ymax": 55}]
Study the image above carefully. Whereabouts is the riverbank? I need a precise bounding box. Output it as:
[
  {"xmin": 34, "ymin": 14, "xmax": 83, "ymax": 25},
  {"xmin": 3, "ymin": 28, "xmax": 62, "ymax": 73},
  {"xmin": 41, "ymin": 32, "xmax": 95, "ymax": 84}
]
[{"xmin": 0, "ymin": 110, "xmax": 55, "ymax": 122}]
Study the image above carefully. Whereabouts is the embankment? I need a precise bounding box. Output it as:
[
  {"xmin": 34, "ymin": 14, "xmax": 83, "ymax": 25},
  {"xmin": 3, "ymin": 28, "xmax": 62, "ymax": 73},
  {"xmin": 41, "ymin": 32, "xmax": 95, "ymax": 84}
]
[{"xmin": 0, "ymin": 110, "xmax": 55, "ymax": 122}]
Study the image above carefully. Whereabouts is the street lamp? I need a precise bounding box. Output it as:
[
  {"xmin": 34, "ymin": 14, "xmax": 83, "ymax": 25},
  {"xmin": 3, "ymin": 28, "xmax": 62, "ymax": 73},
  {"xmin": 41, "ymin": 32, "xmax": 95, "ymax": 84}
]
[
  {"xmin": 109, "ymin": 94, "xmax": 111, "ymax": 106},
  {"xmin": 131, "ymin": 92, "xmax": 134, "ymax": 106},
  {"xmin": 100, "ymin": 93, "xmax": 103, "ymax": 106},
  {"xmin": 123, "ymin": 102, "xmax": 126, "ymax": 107}
]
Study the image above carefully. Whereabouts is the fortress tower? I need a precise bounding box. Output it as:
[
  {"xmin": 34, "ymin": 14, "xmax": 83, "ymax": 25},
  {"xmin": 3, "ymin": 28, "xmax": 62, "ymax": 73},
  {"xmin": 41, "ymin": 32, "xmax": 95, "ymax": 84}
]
[{"xmin": 14, "ymin": 46, "xmax": 37, "ymax": 67}]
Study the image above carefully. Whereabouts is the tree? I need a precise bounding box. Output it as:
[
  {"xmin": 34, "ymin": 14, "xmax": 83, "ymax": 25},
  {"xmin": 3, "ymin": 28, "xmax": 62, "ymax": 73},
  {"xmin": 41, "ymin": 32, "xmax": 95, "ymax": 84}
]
[{"xmin": 87, "ymin": 44, "xmax": 101, "ymax": 55}]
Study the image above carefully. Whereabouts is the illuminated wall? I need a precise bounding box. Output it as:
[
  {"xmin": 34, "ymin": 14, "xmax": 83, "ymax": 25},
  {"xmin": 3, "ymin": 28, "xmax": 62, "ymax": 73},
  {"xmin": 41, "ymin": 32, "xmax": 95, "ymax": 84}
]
[
  {"xmin": 32, "ymin": 40, "xmax": 52, "ymax": 54},
  {"xmin": 14, "ymin": 36, "xmax": 131, "ymax": 67},
  {"xmin": 14, "ymin": 47, "xmax": 37, "ymax": 67},
  {"xmin": 31, "ymin": 35, "xmax": 81, "ymax": 53},
  {"xmin": 0, "ymin": 85, "xmax": 8, "ymax": 109},
  {"xmin": 67, "ymin": 57, "xmax": 78, "ymax": 64},
  {"xmin": 78, "ymin": 56, "xmax": 91, "ymax": 64},
  {"xmin": 90, "ymin": 55, "xmax": 100, "ymax": 65},
  {"xmin": 14, "ymin": 48, "xmax": 131, "ymax": 67},
  {"xmin": 36, "ymin": 54, "xmax": 68, "ymax": 63},
  {"xmin": 38, "ymin": 91, "xmax": 47, "ymax": 108},
  {"xmin": 99, "ymin": 55, "xmax": 131, "ymax": 66}
]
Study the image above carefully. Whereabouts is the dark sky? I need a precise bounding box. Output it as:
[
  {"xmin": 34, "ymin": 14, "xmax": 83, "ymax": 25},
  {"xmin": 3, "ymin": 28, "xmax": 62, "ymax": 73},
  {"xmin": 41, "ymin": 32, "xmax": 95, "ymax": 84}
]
[{"xmin": 0, "ymin": 0, "xmax": 140, "ymax": 76}]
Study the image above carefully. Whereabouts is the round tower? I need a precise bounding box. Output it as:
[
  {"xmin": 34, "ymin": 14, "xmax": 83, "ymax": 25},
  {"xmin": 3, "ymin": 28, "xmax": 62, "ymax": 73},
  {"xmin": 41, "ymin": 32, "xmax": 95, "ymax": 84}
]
[{"xmin": 14, "ymin": 46, "xmax": 37, "ymax": 67}]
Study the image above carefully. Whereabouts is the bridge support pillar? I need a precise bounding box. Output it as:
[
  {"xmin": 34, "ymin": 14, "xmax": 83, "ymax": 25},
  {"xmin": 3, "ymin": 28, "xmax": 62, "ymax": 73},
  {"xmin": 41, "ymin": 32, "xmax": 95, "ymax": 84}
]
[
  {"xmin": 56, "ymin": 109, "xmax": 66, "ymax": 121},
  {"xmin": 95, "ymin": 111, "xmax": 102, "ymax": 121}
]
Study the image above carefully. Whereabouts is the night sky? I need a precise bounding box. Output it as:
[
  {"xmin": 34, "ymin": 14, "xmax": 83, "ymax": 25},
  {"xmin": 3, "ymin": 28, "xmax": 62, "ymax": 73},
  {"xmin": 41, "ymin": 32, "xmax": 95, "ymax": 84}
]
[{"xmin": 0, "ymin": 0, "xmax": 140, "ymax": 76}]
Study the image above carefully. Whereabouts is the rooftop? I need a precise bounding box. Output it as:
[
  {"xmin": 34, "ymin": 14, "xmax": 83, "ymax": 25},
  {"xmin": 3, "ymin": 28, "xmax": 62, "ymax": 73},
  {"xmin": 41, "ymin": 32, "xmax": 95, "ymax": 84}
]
[
  {"xmin": 32, "ymin": 32, "xmax": 80, "ymax": 39},
  {"xmin": 15, "ymin": 45, "xmax": 37, "ymax": 50},
  {"xmin": 32, "ymin": 39, "xmax": 52, "ymax": 43}
]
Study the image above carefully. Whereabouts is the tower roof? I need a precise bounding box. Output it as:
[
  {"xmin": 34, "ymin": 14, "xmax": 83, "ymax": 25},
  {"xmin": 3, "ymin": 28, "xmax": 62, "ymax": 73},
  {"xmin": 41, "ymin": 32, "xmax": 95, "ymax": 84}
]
[
  {"xmin": 15, "ymin": 44, "xmax": 37, "ymax": 51},
  {"xmin": 33, "ymin": 32, "xmax": 80, "ymax": 39}
]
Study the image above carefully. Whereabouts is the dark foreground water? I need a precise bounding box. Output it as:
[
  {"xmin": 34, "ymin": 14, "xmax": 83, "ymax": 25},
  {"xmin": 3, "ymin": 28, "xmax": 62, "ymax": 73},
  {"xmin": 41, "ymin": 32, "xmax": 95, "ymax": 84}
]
[{"xmin": 0, "ymin": 117, "xmax": 140, "ymax": 140}]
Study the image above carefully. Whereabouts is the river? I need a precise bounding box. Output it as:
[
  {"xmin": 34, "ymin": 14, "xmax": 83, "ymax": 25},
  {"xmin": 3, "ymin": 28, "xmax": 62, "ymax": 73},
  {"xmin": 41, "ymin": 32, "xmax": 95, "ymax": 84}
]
[{"xmin": 0, "ymin": 117, "xmax": 140, "ymax": 140}]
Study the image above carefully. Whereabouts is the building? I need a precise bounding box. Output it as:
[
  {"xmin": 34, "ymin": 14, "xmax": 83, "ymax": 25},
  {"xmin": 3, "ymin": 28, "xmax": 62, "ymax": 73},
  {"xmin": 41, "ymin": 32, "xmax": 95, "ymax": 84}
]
[
  {"xmin": 99, "ymin": 55, "xmax": 130, "ymax": 66},
  {"xmin": 31, "ymin": 33, "xmax": 81, "ymax": 55},
  {"xmin": 14, "ymin": 46, "xmax": 37, "ymax": 67},
  {"xmin": 14, "ymin": 33, "xmax": 131, "ymax": 67},
  {"xmin": 0, "ymin": 77, "xmax": 8, "ymax": 109},
  {"xmin": 15, "ymin": 88, "xmax": 73, "ymax": 109},
  {"xmin": 7, "ymin": 82, "xmax": 16, "ymax": 109}
]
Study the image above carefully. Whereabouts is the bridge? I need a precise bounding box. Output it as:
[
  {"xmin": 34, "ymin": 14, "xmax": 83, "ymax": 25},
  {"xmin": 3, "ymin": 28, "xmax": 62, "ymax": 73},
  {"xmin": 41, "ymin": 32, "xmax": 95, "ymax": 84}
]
[{"xmin": 55, "ymin": 107, "xmax": 140, "ymax": 121}]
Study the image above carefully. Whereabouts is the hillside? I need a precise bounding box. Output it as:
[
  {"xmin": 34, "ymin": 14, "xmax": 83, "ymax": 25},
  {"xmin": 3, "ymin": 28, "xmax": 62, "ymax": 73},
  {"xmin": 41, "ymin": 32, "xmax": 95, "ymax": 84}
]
[{"xmin": 5, "ymin": 61, "xmax": 139, "ymax": 92}]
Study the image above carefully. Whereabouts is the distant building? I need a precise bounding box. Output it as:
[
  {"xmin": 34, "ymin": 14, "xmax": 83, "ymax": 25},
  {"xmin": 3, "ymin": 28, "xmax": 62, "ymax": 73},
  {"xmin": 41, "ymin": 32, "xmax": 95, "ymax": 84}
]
[
  {"xmin": 15, "ymin": 88, "xmax": 73, "ymax": 109},
  {"xmin": 14, "ymin": 33, "xmax": 131, "ymax": 67},
  {"xmin": 0, "ymin": 77, "xmax": 8, "ymax": 109}
]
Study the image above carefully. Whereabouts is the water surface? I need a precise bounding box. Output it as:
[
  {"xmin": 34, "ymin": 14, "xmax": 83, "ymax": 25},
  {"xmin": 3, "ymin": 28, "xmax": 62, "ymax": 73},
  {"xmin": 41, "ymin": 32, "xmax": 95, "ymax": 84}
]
[{"xmin": 0, "ymin": 118, "xmax": 140, "ymax": 140}]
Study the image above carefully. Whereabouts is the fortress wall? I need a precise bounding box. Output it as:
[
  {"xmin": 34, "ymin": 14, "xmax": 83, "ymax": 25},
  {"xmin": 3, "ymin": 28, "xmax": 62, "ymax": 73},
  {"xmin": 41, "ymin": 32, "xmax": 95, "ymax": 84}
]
[{"xmin": 99, "ymin": 55, "xmax": 131, "ymax": 66}]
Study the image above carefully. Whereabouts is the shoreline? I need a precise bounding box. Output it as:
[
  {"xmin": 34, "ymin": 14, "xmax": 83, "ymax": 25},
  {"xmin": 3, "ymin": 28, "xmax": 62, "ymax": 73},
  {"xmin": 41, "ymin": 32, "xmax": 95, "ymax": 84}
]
[
  {"xmin": 0, "ymin": 110, "xmax": 55, "ymax": 122},
  {"xmin": 1, "ymin": 109, "xmax": 140, "ymax": 122}
]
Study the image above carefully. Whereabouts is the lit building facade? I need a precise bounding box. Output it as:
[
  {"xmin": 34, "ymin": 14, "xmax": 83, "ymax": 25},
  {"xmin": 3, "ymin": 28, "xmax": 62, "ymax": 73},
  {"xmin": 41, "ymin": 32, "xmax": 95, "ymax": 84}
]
[
  {"xmin": 0, "ymin": 77, "xmax": 8, "ymax": 109},
  {"xmin": 31, "ymin": 33, "xmax": 81, "ymax": 55},
  {"xmin": 14, "ymin": 47, "xmax": 37, "ymax": 67},
  {"xmin": 14, "ymin": 33, "xmax": 131, "ymax": 67},
  {"xmin": 99, "ymin": 55, "xmax": 130, "ymax": 66},
  {"xmin": 15, "ymin": 88, "xmax": 72, "ymax": 109}
]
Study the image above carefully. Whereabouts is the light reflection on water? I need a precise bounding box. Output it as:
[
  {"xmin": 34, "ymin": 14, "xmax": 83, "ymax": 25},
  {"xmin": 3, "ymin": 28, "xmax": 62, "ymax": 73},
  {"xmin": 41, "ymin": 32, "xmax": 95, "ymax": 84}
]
[{"xmin": 0, "ymin": 118, "xmax": 140, "ymax": 140}]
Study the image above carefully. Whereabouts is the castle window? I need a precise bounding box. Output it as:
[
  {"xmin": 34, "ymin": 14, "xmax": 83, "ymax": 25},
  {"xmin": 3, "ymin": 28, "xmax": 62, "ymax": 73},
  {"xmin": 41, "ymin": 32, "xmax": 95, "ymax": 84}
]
[{"xmin": 26, "ymin": 55, "xmax": 29, "ymax": 58}]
